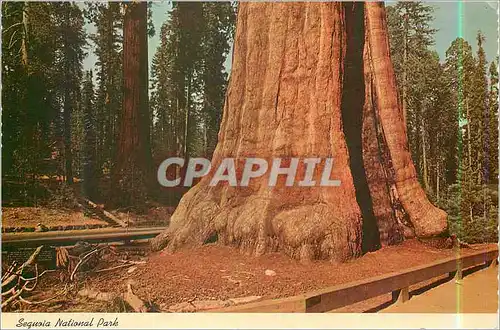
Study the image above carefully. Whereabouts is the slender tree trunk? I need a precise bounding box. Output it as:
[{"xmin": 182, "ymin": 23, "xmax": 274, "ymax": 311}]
[
  {"xmin": 466, "ymin": 99, "xmax": 472, "ymax": 171},
  {"xmin": 63, "ymin": 11, "xmax": 73, "ymax": 185},
  {"xmin": 422, "ymin": 119, "xmax": 429, "ymax": 191},
  {"xmin": 21, "ymin": 3, "xmax": 29, "ymax": 68},
  {"xmin": 436, "ymin": 160, "xmax": 440, "ymax": 202},
  {"xmin": 175, "ymin": 97, "xmax": 181, "ymax": 178},
  {"xmin": 151, "ymin": 2, "xmax": 447, "ymax": 261},
  {"xmin": 203, "ymin": 117, "xmax": 208, "ymax": 157},
  {"xmin": 64, "ymin": 93, "xmax": 73, "ymax": 185},
  {"xmin": 184, "ymin": 72, "xmax": 192, "ymax": 158},
  {"xmin": 83, "ymin": 73, "xmax": 97, "ymax": 200}
]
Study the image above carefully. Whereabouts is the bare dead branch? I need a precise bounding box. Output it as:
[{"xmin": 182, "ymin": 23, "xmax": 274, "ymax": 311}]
[
  {"xmin": 2, "ymin": 288, "xmax": 23, "ymax": 308},
  {"xmin": 94, "ymin": 264, "xmax": 131, "ymax": 273},
  {"xmin": 79, "ymin": 199, "xmax": 127, "ymax": 227},
  {"xmin": 18, "ymin": 289, "xmax": 67, "ymax": 306},
  {"xmin": 2, "ymin": 22, "xmax": 23, "ymax": 35},
  {"xmin": 20, "ymin": 269, "xmax": 57, "ymax": 282},
  {"xmin": 2, "ymin": 246, "xmax": 43, "ymax": 289},
  {"xmin": 2, "ymin": 287, "xmax": 15, "ymax": 297},
  {"xmin": 2, "ymin": 261, "xmax": 18, "ymax": 281},
  {"xmin": 70, "ymin": 246, "xmax": 109, "ymax": 281},
  {"xmin": 118, "ymin": 260, "xmax": 146, "ymax": 265},
  {"xmin": 8, "ymin": 30, "xmax": 19, "ymax": 48},
  {"xmin": 21, "ymin": 264, "xmax": 38, "ymax": 292},
  {"xmin": 124, "ymin": 281, "xmax": 148, "ymax": 312}
]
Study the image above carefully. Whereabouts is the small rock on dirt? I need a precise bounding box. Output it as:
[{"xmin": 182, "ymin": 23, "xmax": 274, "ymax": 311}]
[
  {"xmin": 264, "ymin": 269, "xmax": 276, "ymax": 276},
  {"xmin": 78, "ymin": 289, "xmax": 114, "ymax": 302}
]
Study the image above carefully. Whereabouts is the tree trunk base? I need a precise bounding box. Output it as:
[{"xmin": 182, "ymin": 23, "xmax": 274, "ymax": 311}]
[
  {"xmin": 151, "ymin": 185, "xmax": 363, "ymax": 262},
  {"xmin": 151, "ymin": 2, "xmax": 448, "ymax": 262}
]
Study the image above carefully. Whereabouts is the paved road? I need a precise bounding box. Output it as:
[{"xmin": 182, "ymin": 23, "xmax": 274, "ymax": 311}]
[{"xmin": 382, "ymin": 265, "xmax": 498, "ymax": 313}]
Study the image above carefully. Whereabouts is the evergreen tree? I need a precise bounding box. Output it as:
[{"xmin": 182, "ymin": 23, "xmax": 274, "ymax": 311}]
[
  {"xmin": 2, "ymin": 2, "xmax": 31, "ymax": 180},
  {"xmin": 469, "ymin": 31, "xmax": 489, "ymax": 184},
  {"xmin": 150, "ymin": 2, "xmax": 236, "ymax": 163},
  {"xmin": 488, "ymin": 59, "xmax": 499, "ymax": 183},
  {"xmin": 442, "ymin": 38, "xmax": 475, "ymax": 185},
  {"xmin": 199, "ymin": 2, "xmax": 236, "ymax": 157},
  {"xmin": 386, "ymin": 1, "xmax": 437, "ymax": 127},
  {"xmin": 82, "ymin": 70, "xmax": 98, "ymax": 199},
  {"xmin": 1, "ymin": 2, "xmax": 86, "ymax": 204},
  {"xmin": 85, "ymin": 2, "xmax": 123, "ymax": 178},
  {"xmin": 53, "ymin": 3, "xmax": 86, "ymax": 185},
  {"xmin": 386, "ymin": 1, "xmax": 438, "ymax": 187}
]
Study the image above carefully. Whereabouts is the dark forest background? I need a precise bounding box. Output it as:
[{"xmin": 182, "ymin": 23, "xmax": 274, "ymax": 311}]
[{"xmin": 1, "ymin": 2, "xmax": 498, "ymax": 243}]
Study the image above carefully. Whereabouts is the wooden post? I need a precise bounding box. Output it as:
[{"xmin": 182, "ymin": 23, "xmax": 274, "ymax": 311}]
[
  {"xmin": 392, "ymin": 287, "xmax": 409, "ymax": 304},
  {"xmin": 449, "ymin": 259, "xmax": 463, "ymax": 281},
  {"xmin": 448, "ymin": 269, "xmax": 463, "ymax": 281},
  {"xmin": 485, "ymin": 258, "xmax": 498, "ymax": 268}
]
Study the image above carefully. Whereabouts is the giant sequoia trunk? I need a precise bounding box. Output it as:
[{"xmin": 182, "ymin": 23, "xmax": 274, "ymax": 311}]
[
  {"xmin": 113, "ymin": 2, "xmax": 151, "ymax": 208},
  {"xmin": 151, "ymin": 2, "xmax": 448, "ymax": 261}
]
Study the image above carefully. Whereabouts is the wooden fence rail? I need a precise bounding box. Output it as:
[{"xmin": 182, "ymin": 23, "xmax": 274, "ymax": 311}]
[
  {"xmin": 2, "ymin": 227, "xmax": 167, "ymax": 247},
  {"xmin": 212, "ymin": 246, "xmax": 498, "ymax": 313}
]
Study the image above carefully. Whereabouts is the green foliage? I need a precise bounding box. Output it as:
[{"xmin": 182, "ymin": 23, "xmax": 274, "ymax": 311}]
[
  {"xmin": 488, "ymin": 59, "xmax": 499, "ymax": 181},
  {"xmin": 85, "ymin": 2, "xmax": 123, "ymax": 178},
  {"xmin": 387, "ymin": 2, "xmax": 442, "ymax": 191},
  {"xmin": 2, "ymin": 2, "xmax": 56, "ymax": 185},
  {"xmin": 82, "ymin": 70, "xmax": 98, "ymax": 200},
  {"xmin": 387, "ymin": 2, "xmax": 498, "ymax": 244},
  {"xmin": 437, "ymin": 182, "xmax": 498, "ymax": 243},
  {"xmin": 2, "ymin": 2, "xmax": 85, "ymax": 204},
  {"xmin": 386, "ymin": 1, "xmax": 437, "ymax": 93},
  {"xmin": 47, "ymin": 182, "xmax": 80, "ymax": 210},
  {"xmin": 150, "ymin": 2, "xmax": 236, "ymax": 162}
]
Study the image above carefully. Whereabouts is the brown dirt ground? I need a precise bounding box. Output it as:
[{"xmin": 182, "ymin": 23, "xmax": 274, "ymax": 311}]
[
  {"xmin": 1, "ymin": 207, "xmax": 108, "ymax": 229},
  {"xmin": 85, "ymin": 239, "xmax": 496, "ymax": 312},
  {"xmin": 1, "ymin": 205, "xmax": 173, "ymax": 231},
  {"xmin": 110, "ymin": 206, "xmax": 174, "ymax": 228}
]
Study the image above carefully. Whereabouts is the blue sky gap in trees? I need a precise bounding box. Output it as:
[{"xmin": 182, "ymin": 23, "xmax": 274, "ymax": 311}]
[{"xmin": 82, "ymin": 1, "xmax": 499, "ymax": 79}]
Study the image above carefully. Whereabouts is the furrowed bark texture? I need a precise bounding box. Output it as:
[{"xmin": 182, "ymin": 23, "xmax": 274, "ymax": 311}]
[
  {"xmin": 363, "ymin": 3, "xmax": 447, "ymax": 238},
  {"xmin": 114, "ymin": 2, "xmax": 152, "ymax": 207},
  {"xmin": 151, "ymin": 2, "xmax": 448, "ymax": 262}
]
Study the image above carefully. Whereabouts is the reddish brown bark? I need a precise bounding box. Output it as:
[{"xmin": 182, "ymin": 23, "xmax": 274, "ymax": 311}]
[
  {"xmin": 113, "ymin": 2, "xmax": 151, "ymax": 208},
  {"xmin": 364, "ymin": 2, "xmax": 447, "ymax": 238},
  {"xmin": 151, "ymin": 2, "xmax": 448, "ymax": 261}
]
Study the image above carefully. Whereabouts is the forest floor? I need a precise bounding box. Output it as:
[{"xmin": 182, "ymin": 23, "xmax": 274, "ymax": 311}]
[
  {"xmin": 1, "ymin": 207, "xmax": 108, "ymax": 232},
  {"xmin": 1, "ymin": 205, "xmax": 173, "ymax": 232},
  {"xmin": 1, "ymin": 178, "xmax": 176, "ymax": 231},
  {"xmin": 5, "ymin": 239, "xmax": 495, "ymax": 313}
]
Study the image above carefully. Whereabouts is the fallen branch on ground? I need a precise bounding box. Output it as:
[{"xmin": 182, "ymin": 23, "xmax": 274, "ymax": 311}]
[
  {"xmin": 118, "ymin": 259, "xmax": 146, "ymax": 265},
  {"xmin": 79, "ymin": 198, "xmax": 127, "ymax": 227},
  {"xmin": 93, "ymin": 264, "xmax": 131, "ymax": 274},
  {"xmin": 2, "ymin": 288, "xmax": 23, "ymax": 308},
  {"xmin": 1, "ymin": 246, "xmax": 61, "ymax": 310},
  {"xmin": 2, "ymin": 262, "xmax": 18, "ymax": 282},
  {"xmin": 18, "ymin": 288, "xmax": 68, "ymax": 305},
  {"xmin": 2, "ymin": 246, "xmax": 43, "ymax": 290},
  {"xmin": 124, "ymin": 281, "xmax": 148, "ymax": 312},
  {"xmin": 70, "ymin": 246, "xmax": 111, "ymax": 282}
]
